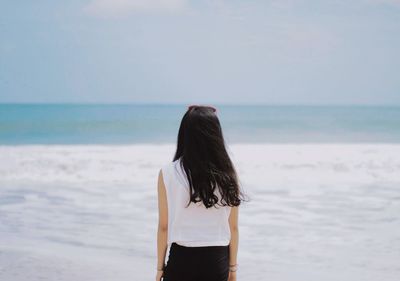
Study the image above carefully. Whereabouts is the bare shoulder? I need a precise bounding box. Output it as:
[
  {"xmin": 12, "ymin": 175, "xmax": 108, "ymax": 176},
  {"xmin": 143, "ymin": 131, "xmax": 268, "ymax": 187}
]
[
  {"xmin": 157, "ymin": 168, "xmax": 168, "ymax": 229},
  {"xmin": 158, "ymin": 168, "xmax": 165, "ymax": 188}
]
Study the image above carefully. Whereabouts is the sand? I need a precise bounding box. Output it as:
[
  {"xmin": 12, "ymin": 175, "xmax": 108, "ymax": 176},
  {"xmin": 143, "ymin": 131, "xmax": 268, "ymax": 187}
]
[{"xmin": 0, "ymin": 143, "xmax": 399, "ymax": 281}]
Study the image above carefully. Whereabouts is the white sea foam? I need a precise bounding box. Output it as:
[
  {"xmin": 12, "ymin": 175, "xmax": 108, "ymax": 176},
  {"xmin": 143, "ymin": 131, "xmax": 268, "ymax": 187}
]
[{"xmin": 0, "ymin": 144, "xmax": 399, "ymax": 281}]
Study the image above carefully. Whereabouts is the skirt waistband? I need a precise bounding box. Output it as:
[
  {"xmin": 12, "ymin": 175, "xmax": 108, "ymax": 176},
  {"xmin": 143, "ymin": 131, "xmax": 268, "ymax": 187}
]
[{"xmin": 171, "ymin": 242, "xmax": 229, "ymax": 252}]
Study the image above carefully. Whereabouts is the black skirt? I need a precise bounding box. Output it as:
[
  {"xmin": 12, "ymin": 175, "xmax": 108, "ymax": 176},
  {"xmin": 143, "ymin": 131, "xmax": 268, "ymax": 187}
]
[{"xmin": 163, "ymin": 242, "xmax": 230, "ymax": 281}]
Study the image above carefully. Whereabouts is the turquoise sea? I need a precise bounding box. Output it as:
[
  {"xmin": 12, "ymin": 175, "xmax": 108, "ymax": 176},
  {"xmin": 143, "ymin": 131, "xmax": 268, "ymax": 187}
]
[{"xmin": 0, "ymin": 103, "xmax": 399, "ymax": 144}]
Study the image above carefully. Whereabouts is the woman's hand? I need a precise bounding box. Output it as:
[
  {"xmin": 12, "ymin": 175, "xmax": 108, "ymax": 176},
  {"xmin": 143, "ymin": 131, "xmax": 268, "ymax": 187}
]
[
  {"xmin": 228, "ymin": 270, "xmax": 237, "ymax": 281},
  {"xmin": 228, "ymin": 271, "xmax": 237, "ymax": 281},
  {"xmin": 155, "ymin": 270, "xmax": 164, "ymax": 281}
]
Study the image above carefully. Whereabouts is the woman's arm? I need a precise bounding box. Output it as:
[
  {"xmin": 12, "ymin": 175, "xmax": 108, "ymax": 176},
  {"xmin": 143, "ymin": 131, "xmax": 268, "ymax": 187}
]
[
  {"xmin": 228, "ymin": 206, "xmax": 239, "ymax": 278},
  {"xmin": 156, "ymin": 169, "xmax": 168, "ymax": 277}
]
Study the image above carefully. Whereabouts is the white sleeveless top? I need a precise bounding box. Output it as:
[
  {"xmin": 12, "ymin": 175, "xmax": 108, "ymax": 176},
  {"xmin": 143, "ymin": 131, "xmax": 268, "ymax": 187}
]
[{"xmin": 161, "ymin": 158, "xmax": 232, "ymax": 247}]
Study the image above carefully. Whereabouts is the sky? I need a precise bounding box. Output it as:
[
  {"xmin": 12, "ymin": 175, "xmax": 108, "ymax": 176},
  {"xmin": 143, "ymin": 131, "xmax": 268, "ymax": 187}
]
[{"xmin": 0, "ymin": 0, "xmax": 399, "ymax": 105}]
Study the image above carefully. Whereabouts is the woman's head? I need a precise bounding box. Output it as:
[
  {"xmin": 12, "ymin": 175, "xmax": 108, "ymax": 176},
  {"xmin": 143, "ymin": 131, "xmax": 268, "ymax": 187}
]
[{"xmin": 173, "ymin": 104, "xmax": 248, "ymax": 209}]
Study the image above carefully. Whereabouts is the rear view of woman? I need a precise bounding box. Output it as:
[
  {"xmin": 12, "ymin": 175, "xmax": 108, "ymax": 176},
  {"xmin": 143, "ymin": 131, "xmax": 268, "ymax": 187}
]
[{"xmin": 156, "ymin": 105, "xmax": 247, "ymax": 281}]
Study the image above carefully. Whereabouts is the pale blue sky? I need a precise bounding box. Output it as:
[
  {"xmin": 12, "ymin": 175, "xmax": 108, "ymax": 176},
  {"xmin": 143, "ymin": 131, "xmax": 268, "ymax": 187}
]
[{"xmin": 1, "ymin": 0, "xmax": 399, "ymax": 105}]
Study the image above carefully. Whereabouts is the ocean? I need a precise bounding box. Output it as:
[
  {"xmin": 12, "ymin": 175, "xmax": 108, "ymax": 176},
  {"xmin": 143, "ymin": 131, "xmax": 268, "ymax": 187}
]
[
  {"xmin": 0, "ymin": 104, "xmax": 399, "ymax": 281},
  {"xmin": 1, "ymin": 103, "xmax": 400, "ymax": 144}
]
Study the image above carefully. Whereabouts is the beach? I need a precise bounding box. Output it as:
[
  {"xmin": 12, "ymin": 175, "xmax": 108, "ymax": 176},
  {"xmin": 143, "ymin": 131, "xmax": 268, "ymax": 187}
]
[
  {"xmin": 2, "ymin": 0, "xmax": 400, "ymax": 278},
  {"xmin": 1, "ymin": 143, "xmax": 399, "ymax": 281}
]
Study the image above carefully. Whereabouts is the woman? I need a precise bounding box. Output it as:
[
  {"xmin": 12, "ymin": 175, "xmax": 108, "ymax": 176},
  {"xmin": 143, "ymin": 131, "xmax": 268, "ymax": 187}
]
[{"xmin": 156, "ymin": 104, "xmax": 248, "ymax": 281}]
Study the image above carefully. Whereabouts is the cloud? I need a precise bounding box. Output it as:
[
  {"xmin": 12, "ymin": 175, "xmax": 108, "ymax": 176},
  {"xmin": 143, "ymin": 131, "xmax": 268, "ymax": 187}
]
[{"xmin": 84, "ymin": 0, "xmax": 188, "ymax": 18}]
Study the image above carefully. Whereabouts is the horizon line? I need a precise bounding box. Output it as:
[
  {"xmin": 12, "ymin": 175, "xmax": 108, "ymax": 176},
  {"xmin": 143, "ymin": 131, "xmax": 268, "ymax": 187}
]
[{"xmin": 0, "ymin": 102, "xmax": 399, "ymax": 107}]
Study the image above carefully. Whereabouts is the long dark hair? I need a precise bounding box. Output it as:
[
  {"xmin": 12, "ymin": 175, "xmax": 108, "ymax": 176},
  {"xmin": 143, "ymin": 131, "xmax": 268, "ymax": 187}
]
[{"xmin": 172, "ymin": 104, "xmax": 248, "ymax": 209}]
